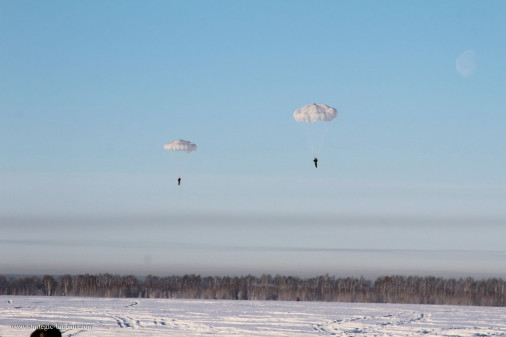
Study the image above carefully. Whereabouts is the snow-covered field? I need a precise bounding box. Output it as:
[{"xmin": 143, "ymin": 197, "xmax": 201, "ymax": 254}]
[{"xmin": 1, "ymin": 296, "xmax": 505, "ymax": 337}]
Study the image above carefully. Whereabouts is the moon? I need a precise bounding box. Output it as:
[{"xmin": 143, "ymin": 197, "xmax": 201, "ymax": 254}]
[{"xmin": 456, "ymin": 50, "xmax": 476, "ymax": 77}]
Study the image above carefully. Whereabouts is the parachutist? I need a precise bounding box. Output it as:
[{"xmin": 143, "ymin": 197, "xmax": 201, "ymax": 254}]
[
  {"xmin": 164, "ymin": 139, "xmax": 197, "ymax": 188},
  {"xmin": 293, "ymin": 104, "xmax": 338, "ymax": 170}
]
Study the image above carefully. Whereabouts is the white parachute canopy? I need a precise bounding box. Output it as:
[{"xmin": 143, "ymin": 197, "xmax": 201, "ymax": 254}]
[
  {"xmin": 164, "ymin": 139, "xmax": 197, "ymax": 153},
  {"xmin": 293, "ymin": 103, "xmax": 338, "ymax": 123}
]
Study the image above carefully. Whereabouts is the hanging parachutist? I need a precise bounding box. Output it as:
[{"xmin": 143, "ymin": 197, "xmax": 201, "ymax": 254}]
[
  {"xmin": 178, "ymin": 177, "xmax": 181, "ymax": 186},
  {"xmin": 313, "ymin": 157, "xmax": 318, "ymax": 168}
]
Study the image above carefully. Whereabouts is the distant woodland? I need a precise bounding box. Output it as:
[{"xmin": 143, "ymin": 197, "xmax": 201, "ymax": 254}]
[{"xmin": 1, "ymin": 274, "xmax": 505, "ymax": 307}]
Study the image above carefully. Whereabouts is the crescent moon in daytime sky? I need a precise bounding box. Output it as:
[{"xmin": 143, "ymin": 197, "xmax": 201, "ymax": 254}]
[{"xmin": 456, "ymin": 50, "xmax": 476, "ymax": 77}]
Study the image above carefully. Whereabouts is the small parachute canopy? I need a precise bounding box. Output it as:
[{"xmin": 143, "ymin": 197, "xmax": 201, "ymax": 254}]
[
  {"xmin": 293, "ymin": 103, "xmax": 338, "ymax": 123},
  {"xmin": 164, "ymin": 139, "xmax": 197, "ymax": 153}
]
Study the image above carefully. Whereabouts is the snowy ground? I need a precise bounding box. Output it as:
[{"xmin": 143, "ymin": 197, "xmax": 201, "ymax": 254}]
[{"xmin": 1, "ymin": 296, "xmax": 505, "ymax": 337}]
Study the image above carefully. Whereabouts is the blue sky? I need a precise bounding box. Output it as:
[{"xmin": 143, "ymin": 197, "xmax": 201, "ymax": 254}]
[{"xmin": 1, "ymin": 0, "xmax": 505, "ymax": 278}]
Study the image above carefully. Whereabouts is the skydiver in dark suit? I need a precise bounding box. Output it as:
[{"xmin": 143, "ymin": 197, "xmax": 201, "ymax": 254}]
[
  {"xmin": 178, "ymin": 177, "xmax": 181, "ymax": 186},
  {"xmin": 313, "ymin": 157, "xmax": 318, "ymax": 168}
]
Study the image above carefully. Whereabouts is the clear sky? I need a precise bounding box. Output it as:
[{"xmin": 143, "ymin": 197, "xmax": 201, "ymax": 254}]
[{"xmin": 1, "ymin": 0, "xmax": 505, "ymax": 278}]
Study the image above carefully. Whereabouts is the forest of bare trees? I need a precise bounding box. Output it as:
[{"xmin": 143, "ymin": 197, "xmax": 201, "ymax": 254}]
[{"xmin": 1, "ymin": 273, "xmax": 505, "ymax": 306}]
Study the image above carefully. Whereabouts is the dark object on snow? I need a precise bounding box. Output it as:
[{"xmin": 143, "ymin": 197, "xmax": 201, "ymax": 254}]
[
  {"xmin": 313, "ymin": 157, "xmax": 318, "ymax": 168},
  {"xmin": 30, "ymin": 326, "xmax": 62, "ymax": 337}
]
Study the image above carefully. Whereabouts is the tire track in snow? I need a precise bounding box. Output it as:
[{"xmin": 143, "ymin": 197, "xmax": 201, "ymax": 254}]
[
  {"xmin": 110, "ymin": 315, "xmax": 134, "ymax": 328},
  {"xmin": 313, "ymin": 311, "xmax": 429, "ymax": 336},
  {"xmin": 312, "ymin": 311, "xmax": 506, "ymax": 337},
  {"xmin": 65, "ymin": 329, "xmax": 87, "ymax": 337}
]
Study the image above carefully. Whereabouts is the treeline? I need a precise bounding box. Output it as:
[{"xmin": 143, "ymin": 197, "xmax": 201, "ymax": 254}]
[{"xmin": 1, "ymin": 273, "xmax": 505, "ymax": 306}]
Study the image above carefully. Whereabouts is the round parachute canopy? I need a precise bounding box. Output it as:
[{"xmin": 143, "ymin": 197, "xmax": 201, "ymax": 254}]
[
  {"xmin": 293, "ymin": 103, "xmax": 338, "ymax": 123},
  {"xmin": 164, "ymin": 139, "xmax": 197, "ymax": 153}
]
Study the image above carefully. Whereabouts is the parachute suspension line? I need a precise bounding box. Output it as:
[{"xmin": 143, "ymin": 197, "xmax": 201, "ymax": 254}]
[
  {"xmin": 173, "ymin": 152, "xmax": 191, "ymax": 178},
  {"xmin": 298, "ymin": 120, "xmax": 332, "ymax": 159},
  {"xmin": 299, "ymin": 122, "xmax": 317, "ymax": 158},
  {"xmin": 313, "ymin": 122, "xmax": 331, "ymax": 158}
]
